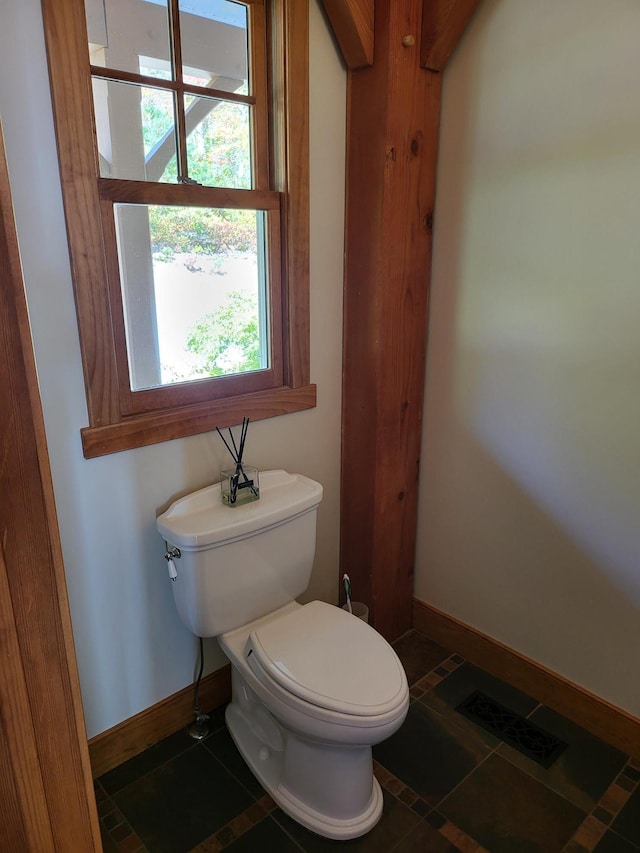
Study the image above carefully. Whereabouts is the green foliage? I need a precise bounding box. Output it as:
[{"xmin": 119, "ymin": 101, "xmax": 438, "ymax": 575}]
[
  {"xmin": 149, "ymin": 206, "xmax": 257, "ymax": 258},
  {"xmin": 141, "ymin": 88, "xmax": 255, "ymax": 258},
  {"xmin": 141, "ymin": 88, "xmax": 174, "ymax": 157},
  {"xmin": 140, "ymin": 84, "xmax": 262, "ymax": 377},
  {"xmin": 185, "ymin": 99, "xmax": 251, "ymax": 189},
  {"xmin": 186, "ymin": 290, "xmax": 262, "ymax": 376}
]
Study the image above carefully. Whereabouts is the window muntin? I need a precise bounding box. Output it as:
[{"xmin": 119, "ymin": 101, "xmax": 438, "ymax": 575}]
[
  {"xmin": 85, "ymin": 0, "xmax": 270, "ymax": 401},
  {"xmin": 85, "ymin": 1, "xmax": 251, "ymax": 84},
  {"xmin": 84, "ymin": 0, "xmax": 257, "ymax": 187},
  {"xmin": 91, "ymin": 82, "xmax": 254, "ymax": 185},
  {"xmin": 42, "ymin": 0, "xmax": 313, "ymax": 457}
]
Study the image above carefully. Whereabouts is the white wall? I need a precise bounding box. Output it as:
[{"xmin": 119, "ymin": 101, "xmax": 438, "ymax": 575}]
[
  {"xmin": 0, "ymin": 0, "xmax": 346, "ymax": 738},
  {"xmin": 416, "ymin": 0, "xmax": 640, "ymax": 718}
]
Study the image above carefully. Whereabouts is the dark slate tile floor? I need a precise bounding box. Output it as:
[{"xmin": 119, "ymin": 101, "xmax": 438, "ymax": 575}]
[{"xmin": 96, "ymin": 630, "xmax": 640, "ymax": 852}]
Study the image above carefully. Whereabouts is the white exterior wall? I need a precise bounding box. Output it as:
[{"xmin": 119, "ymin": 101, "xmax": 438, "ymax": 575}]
[
  {"xmin": 416, "ymin": 0, "xmax": 640, "ymax": 717},
  {"xmin": 0, "ymin": 0, "xmax": 346, "ymax": 738}
]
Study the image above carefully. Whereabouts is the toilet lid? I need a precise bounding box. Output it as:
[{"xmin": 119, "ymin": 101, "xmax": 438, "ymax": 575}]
[{"xmin": 247, "ymin": 601, "xmax": 407, "ymax": 717}]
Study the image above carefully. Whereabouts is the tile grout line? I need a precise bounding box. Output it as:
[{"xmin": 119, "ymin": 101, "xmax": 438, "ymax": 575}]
[
  {"xmin": 399, "ymin": 644, "xmax": 640, "ymax": 853},
  {"xmin": 96, "ymin": 730, "xmax": 227, "ymax": 853},
  {"xmin": 435, "ymin": 748, "xmax": 503, "ymax": 851},
  {"xmin": 96, "ymin": 734, "xmax": 271, "ymax": 852},
  {"xmin": 377, "ymin": 725, "xmax": 638, "ymax": 853},
  {"xmin": 409, "ymin": 652, "xmax": 467, "ymax": 701},
  {"xmin": 200, "ymin": 736, "xmax": 271, "ymax": 805},
  {"xmin": 410, "ymin": 648, "xmax": 639, "ymax": 853},
  {"xmin": 98, "ymin": 724, "xmax": 226, "ymax": 800},
  {"xmin": 401, "ymin": 650, "xmax": 498, "ymax": 851},
  {"xmin": 96, "ymin": 643, "xmax": 469, "ymax": 851},
  {"xmin": 195, "ymin": 659, "xmax": 478, "ymax": 853},
  {"xmin": 189, "ymin": 794, "xmax": 284, "ymax": 852},
  {"xmin": 374, "ymin": 759, "xmax": 490, "ymax": 853},
  {"xmin": 97, "ymin": 636, "xmax": 639, "ymax": 853},
  {"xmin": 95, "ymin": 779, "xmax": 148, "ymax": 852},
  {"xmin": 562, "ymin": 758, "xmax": 640, "ymax": 853},
  {"xmin": 410, "ymin": 650, "xmax": 512, "ymax": 844}
]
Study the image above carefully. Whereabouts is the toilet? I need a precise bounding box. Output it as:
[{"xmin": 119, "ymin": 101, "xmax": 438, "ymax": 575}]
[{"xmin": 157, "ymin": 470, "xmax": 409, "ymax": 840}]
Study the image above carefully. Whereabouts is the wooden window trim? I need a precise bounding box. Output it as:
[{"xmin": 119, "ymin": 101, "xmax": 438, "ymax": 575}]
[{"xmin": 41, "ymin": 0, "xmax": 314, "ymax": 458}]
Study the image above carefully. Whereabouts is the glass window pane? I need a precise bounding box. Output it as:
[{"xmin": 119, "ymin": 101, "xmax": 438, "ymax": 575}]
[
  {"xmin": 85, "ymin": 0, "xmax": 172, "ymax": 78},
  {"xmin": 114, "ymin": 204, "xmax": 268, "ymax": 390},
  {"xmin": 179, "ymin": 0, "xmax": 249, "ymax": 95},
  {"xmin": 184, "ymin": 95, "xmax": 252, "ymax": 188},
  {"xmin": 92, "ymin": 80, "xmax": 177, "ymax": 181}
]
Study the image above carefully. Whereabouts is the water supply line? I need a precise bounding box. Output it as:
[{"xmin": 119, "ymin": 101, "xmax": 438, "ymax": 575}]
[
  {"xmin": 161, "ymin": 544, "xmax": 209, "ymax": 739},
  {"xmin": 188, "ymin": 636, "xmax": 210, "ymax": 740}
]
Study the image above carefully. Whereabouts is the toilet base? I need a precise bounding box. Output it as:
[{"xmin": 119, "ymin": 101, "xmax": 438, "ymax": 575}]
[{"xmin": 225, "ymin": 671, "xmax": 383, "ymax": 840}]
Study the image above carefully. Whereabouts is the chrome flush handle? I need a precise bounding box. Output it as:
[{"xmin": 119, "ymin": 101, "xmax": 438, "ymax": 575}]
[{"xmin": 164, "ymin": 546, "xmax": 181, "ymax": 581}]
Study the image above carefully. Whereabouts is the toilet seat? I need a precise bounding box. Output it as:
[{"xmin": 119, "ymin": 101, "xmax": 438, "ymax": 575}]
[
  {"xmin": 246, "ymin": 601, "xmax": 407, "ymax": 720},
  {"xmin": 220, "ymin": 599, "xmax": 409, "ymax": 838}
]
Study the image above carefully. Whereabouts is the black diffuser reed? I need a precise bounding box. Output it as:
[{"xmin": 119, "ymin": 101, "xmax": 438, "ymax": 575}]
[{"xmin": 216, "ymin": 418, "xmax": 259, "ymax": 506}]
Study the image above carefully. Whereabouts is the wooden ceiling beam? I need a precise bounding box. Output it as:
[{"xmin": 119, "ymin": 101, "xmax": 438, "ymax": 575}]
[
  {"xmin": 323, "ymin": 0, "xmax": 374, "ymax": 69},
  {"xmin": 421, "ymin": 0, "xmax": 480, "ymax": 72}
]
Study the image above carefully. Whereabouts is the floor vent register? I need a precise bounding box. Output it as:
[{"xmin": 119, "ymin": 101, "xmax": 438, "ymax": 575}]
[{"xmin": 456, "ymin": 691, "xmax": 567, "ymax": 768}]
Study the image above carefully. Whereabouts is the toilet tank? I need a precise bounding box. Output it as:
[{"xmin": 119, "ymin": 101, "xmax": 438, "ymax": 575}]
[{"xmin": 156, "ymin": 470, "xmax": 323, "ymax": 637}]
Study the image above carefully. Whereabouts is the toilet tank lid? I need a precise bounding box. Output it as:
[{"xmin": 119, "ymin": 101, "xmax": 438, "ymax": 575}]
[{"xmin": 156, "ymin": 470, "xmax": 323, "ymax": 549}]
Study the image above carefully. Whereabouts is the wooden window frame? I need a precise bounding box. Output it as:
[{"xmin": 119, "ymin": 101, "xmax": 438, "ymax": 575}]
[{"xmin": 42, "ymin": 0, "xmax": 314, "ymax": 458}]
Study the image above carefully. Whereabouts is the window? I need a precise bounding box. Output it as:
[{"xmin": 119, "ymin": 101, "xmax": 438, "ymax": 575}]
[{"xmin": 42, "ymin": 0, "xmax": 314, "ymax": 457}]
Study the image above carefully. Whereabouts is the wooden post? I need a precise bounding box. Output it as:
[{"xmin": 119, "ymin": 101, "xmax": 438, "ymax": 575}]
[
  {"xmin": 337, "ymin": 0, "xmax": 478, "ymax": 640},
  {"xmin": 0, "ymin": 123, "xmax": 101, "ymax": 850}
]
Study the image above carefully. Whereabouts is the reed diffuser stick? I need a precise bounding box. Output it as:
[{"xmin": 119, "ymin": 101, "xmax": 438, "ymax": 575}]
[{"xmin": 216, "ymin": 419, "xmax": 258, "ymax": 503}]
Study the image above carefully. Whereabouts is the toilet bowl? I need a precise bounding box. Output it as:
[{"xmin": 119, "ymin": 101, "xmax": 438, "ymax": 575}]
[
  {"xmin": 156, "ymin": 470, "xmax": 409, "ymax": 839},
  {"xmin": 219, "ymin": 600, "xmax": 409, "ymax": 839}
]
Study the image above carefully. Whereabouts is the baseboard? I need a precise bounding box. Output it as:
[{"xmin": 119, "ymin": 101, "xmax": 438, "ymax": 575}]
[
  {"xmin": 412, "ymin": 598, "xmax": 640, "ymax": 759},
  {"xmin": 89, "ymin": 604, "xmax": 640, "ymax": 778},
  {"xmin": 88, "ymin": 665, "xmax": 232, "ymax": 778}
]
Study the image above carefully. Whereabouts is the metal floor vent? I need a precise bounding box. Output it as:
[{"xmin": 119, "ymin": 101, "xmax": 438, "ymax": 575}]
[{"xmin": 456, "ymin": 691, "xmax": 567, "ymax": 769}]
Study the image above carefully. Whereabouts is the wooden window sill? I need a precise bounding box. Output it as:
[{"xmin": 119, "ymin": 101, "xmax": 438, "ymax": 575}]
[{"xmin": 80, "ymin": 384, "xmax": 317, "ymax": 458}]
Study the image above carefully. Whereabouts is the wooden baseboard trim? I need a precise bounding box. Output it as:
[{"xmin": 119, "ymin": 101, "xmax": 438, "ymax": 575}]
[
  {"xmin": 88, "ymin": 665, "xmax": 232, "ymax": 779},
  {"xmin": 412, "ymin": 598, "xmax": 640, "ymax": 759},
  {"xmin": 89, "ymin": 603, "xmax": 640, "ymax": 777}
]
